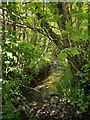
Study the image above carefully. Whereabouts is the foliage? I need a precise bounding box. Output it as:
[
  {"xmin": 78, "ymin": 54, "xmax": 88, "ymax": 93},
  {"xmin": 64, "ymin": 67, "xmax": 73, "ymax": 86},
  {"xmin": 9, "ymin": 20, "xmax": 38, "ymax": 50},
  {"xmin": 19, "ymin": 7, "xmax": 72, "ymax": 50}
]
[
  {"xmin": 2, "ymin": 102, "xmax": 20, "ymax": 120},
  {"xmin": 2, "ymin": 2, "xmax": 89, "ymax": 120}
]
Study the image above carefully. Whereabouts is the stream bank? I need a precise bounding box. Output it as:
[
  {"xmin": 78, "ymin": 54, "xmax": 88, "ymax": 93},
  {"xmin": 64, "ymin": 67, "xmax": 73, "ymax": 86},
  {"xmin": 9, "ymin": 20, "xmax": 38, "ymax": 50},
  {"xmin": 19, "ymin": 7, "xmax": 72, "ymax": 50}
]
[{"xmin": 19, "ymin": 66, "xmax": 89, "ymax": 120}]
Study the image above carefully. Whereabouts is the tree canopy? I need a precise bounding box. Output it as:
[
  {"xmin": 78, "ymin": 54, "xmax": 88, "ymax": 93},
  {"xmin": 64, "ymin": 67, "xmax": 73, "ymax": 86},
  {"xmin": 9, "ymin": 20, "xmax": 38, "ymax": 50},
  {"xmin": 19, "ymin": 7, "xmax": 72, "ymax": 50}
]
[{"xmin": 1, "ymin": 2, "xmax": 89, "ymax": 120}]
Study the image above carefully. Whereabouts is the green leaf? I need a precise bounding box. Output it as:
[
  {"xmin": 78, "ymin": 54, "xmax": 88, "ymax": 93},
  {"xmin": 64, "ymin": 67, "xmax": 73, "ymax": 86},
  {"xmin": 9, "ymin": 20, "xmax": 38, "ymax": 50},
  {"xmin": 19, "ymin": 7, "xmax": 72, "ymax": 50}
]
[
  {"xmin": 23, "ymin": 2, "xmax": 35, "ymax": 11},
  {"xmin": 58, "ymin": 53, "xmax": 67, "ymax": 61},
  {"xmin": 77, "ymin": 103, "xmax": 82, "ymax": 107},
  {"xmin": 50, "ymin": 15, "xmax": 60, "ymax": 22},
  {"xmin": 68, "ymin": 47, "xmax": 79, "ymax": 56},
  {"xmin": 70, "ymin": 35, "xmax": 79, "ymax": 41},
  {"xmin": 80, "ymin": 106, "xmax": 85, "ymax": 111},
  {"xmin": 62, "ymin": 31, "xmax": 68, "ymax": 35},
  {"xmin": 72, "ymin": 48, "xmax": 79, "ymax": 55},
  {"xmin": 78, "ymin": 98, "xmax": 82, "ymax": 102},
  {"xmin": 58, "ymin": 15, "xmax": 63, "ymax": 18},
  {"xmin": 36, "ymin": 2, "xmax": 42, "ymax": 7},
  {"xmin": 25, "ymin": 104, "xmax": 30, "ymax": 109},
  {"xmin": 36, "ymin": 8, "xmax": 44, "ymax": 14},
  {"xmin": 80, "ymin": 22, "xmax": 88, "ymax": 27},
  {"xmin": 48, "ymin": 5, "xmax": 55, "ymax": 13},
  {"xmin": 78, "ymin": 89, "xmax": 81, "ymax": 92}
]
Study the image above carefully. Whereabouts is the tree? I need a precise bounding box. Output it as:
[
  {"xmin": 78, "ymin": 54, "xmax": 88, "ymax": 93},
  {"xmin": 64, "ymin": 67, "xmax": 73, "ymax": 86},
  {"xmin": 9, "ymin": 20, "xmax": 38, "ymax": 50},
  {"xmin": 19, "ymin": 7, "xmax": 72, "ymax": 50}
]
[
  {"xmin": 22, "ymin": 2, "xmax": 89, "ymax": 82},
  {"xmin": 2, "ymin": 1, "xmax": 89, "ymax": 119}
]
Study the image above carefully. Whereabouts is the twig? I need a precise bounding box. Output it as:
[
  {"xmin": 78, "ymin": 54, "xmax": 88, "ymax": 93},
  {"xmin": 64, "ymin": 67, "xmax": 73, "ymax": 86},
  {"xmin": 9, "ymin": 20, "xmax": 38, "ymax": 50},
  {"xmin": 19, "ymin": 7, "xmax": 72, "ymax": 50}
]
[
  {"xmin": 31, "ymin": 40, "xmax": 50, "ymax": 70},
  {"xmin": 68, "ymin": 60, "xmax": 80, "ymax": 72},
  {"xmin": 20, "ymin": 84, "xmax": 44, "ymax": 99}
]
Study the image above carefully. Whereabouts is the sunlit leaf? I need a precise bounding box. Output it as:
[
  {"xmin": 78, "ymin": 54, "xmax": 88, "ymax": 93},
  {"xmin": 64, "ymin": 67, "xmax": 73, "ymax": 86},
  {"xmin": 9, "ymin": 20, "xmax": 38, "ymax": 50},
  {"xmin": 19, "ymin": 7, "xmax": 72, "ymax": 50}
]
[
  {"xmin": 68, "ymin": 47, "xmax": 79, "ymax": 56},
  {"xmin": 58, "ymin": 53, "xmax": 67, "ymax": 61}
]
